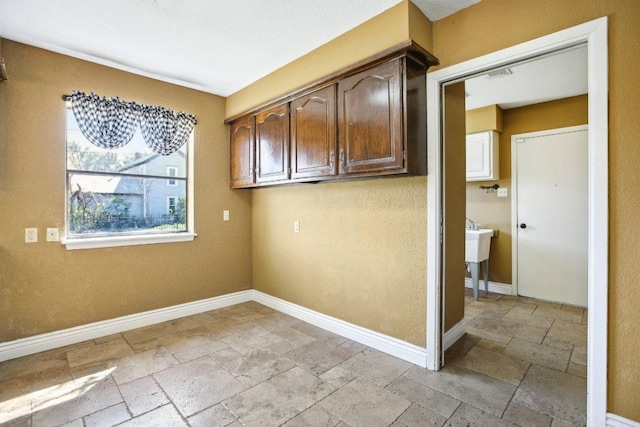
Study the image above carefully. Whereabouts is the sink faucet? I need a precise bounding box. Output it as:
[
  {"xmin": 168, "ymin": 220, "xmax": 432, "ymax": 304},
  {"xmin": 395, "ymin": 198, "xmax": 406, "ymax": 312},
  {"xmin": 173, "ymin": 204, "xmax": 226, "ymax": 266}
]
[{"xmin": 466, "ymin": 217, "xmax": 479, "ymax": 230}]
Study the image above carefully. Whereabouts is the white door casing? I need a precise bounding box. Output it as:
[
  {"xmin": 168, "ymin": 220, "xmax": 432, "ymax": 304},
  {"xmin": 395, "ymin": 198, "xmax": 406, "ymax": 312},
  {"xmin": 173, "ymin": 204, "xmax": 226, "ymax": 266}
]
[
  {"xmin": 426, "ymin": 17, "xmax": 608, "ymax": 426},
  {"xmin": 512, "ymin": 126, "xmax": 588, "ymax": 306}
]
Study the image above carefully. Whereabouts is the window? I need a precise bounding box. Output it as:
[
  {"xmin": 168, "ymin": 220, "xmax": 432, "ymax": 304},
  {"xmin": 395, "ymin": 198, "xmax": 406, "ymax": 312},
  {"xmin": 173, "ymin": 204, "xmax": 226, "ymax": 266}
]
[
  {"xmin": 63, "ymin": 92, "xmax": 196, "ymax": 249},
  {"xmin": 167, "ymin": 167, "xmax": 178, "ymax": 186},
  {"xmin": 167, "ymin": 196, "xmax": 177, "ymax": 215}
]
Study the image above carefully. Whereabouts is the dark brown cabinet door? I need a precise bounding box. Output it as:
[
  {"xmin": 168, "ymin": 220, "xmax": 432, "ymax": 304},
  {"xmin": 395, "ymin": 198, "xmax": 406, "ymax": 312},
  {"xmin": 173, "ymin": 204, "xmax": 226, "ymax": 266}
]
[
  {"xmin": 290, "ymin": 85, "xmax": 337, "ymax": 180},
  {"xmin": 338, "ymin": 58, "xmax": 404, "ymax": 175},
  {"xmin": 256, "ymin": 104, "xmax": 290, "ymax": 183},
  {"xmin": 230, "ymin": 116, "xmax": 255, "ymax": 188}
]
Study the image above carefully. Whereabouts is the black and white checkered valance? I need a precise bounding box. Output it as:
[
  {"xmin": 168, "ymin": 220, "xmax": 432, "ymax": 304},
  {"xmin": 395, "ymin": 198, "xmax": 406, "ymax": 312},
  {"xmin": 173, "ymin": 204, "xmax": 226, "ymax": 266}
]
[
  {"xmin": 139, "ymin": 105, "xmax": 197, "ymax": 156},
  {"xmin": 69, "ymin": 91, "xmax": 196, "ymax": 155},
  {"xmin": 70, "ymin": 91, "xmax": 139, "ymax": 149}
]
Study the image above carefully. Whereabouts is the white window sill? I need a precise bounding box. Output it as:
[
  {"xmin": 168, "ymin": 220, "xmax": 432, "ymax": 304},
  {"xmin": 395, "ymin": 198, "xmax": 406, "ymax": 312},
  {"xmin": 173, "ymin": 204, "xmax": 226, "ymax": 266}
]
[{"xmin": 61, "ymin": 232, "xmax": 197, "ymax": 250}]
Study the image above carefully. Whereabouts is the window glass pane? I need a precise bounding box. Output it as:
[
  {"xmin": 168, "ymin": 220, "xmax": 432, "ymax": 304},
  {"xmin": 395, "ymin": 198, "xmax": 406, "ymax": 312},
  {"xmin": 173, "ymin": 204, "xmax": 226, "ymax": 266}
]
[
  {"xmin": 68, "ymin": 173, "xmax": 187, "ymax": 235},
  {"xmin": 66, "ymin": 111, "xmax": 187, "ymax": 178}
]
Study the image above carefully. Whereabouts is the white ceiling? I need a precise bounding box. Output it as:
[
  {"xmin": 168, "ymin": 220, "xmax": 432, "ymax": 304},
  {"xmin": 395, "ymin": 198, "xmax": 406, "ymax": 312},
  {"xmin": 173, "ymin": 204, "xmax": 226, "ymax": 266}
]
[
  {"xmin": 0, "ymin": 0, "xmax": 583, "ymax": 109},
  {"xmin": 0, "ymin": 0, "xmax": 480, "ymax": 97},
  {"xmin": 465, "ymin": 44, "xmax": 588, "ymax": 111}
]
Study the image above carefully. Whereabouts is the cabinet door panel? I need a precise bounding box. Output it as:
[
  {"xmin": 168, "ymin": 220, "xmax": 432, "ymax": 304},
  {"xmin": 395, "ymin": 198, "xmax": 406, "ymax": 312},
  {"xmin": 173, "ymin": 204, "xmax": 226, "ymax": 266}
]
[
  {"xmin": 256, "ymin": 104, "xmax": 289, "ymax": 183},
  {"xmin": 338, "ymin": 59, "xmax": 404, "ymax": 175},
  {"xmin": 466, "ymin": 131, "xmax": 499, "ymax": 181},
  {"xmin": 230, "ymin": 116, "xmax": 255, "ymax": 188},
  {"xmin": 291, "ymin": 85, "xmax": 337, "ymax": 179}
]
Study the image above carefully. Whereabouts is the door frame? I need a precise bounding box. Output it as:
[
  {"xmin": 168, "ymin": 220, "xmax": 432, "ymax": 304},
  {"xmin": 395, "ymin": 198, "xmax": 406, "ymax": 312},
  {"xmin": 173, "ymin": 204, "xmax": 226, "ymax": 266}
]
[
  {"xmin": 511, "ymin": 125, "xmax": 589, "ymax": 300},
  {"xmin": 426, "ymin": 17, "xmax": 608, "ymax": 426}
]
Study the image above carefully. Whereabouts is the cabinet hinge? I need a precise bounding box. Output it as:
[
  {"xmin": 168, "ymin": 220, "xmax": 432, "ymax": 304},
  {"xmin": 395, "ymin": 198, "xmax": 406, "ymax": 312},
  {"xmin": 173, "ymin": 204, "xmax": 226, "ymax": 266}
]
[
  {"xmin": 288, "ymin": 167, "xmax": 292, "ymax": 176},
  {"xmin": 402, "ymin": 150, "xmax": 406, "ymax": 160}
]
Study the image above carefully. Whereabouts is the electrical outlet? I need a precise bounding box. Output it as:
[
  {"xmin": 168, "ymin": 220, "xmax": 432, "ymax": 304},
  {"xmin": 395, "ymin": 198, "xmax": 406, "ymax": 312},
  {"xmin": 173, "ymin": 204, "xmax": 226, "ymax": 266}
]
[
  {"xmin": 223, "ymin": 210, "xmax": 230, "ymax": 221},
  {"xmin": 25, "ymin": 228, "xmax": 38, "ymax": 243},
  {"xmin": 46, "ymin": 228, "xmax": 59, "ymax": 242},
  {"xmin": 497, "ymin": 188, "xmax": 508, "ymax": 198},
  {"xmin": 294, "ymin": 221, "xmax": 300, "ymax": 233}
]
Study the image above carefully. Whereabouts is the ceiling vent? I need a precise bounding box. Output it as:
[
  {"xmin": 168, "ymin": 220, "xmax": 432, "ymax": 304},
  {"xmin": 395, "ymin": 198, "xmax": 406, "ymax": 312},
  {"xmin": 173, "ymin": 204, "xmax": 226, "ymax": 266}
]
[{"xmin": 485, "ymin": 68, "xmax": 513, "ymax": 79}]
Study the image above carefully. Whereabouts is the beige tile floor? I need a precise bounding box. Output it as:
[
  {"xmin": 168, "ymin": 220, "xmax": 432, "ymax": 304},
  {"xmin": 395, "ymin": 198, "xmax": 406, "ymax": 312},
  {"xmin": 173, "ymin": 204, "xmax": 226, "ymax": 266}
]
[{"xmin": 0, "ymin": 290, "xmax": 587, "ymax": 426}]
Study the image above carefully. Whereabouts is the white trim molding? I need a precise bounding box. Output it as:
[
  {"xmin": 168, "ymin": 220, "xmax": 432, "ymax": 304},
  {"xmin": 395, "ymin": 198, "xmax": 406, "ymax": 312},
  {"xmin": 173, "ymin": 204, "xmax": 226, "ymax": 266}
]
[
  {"xmin": 427, "ymin": 16, "xmax": 608, "ymax": 427},
  {"xmin": 252, "ymin": 291, "xmax": 428, "ymax": 367},
  {"xmin": 607, "ymin": 414, "xmax": 640, "ymax": 427},
  {"xmin": 0, "ymin": 290, "xmax": 428, "ymax": 368},
  {"xmin": 464, "ymin": 278, "xmax": 511, "ymax": 295},
  {"xmin": 425, "ymin": 49, "xmax": 444, "ymax": 371},
  {"xmin": 442, "ymin": 320, "xmax": 466, "ymax": 351},
  {"xmin": 0, "ymin": 290, "xmax": 253, "ymax": 362},
  {"xmin": 62, "ymin": 232, "xmax": 197, "ymax": 250}
]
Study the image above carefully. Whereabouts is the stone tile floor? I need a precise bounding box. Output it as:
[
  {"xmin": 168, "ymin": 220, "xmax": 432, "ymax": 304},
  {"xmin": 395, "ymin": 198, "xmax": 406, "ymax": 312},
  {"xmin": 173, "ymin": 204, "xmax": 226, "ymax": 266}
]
[{"xmin": 0, "ymin": 290, "xmax": 587, "ymax": 426}]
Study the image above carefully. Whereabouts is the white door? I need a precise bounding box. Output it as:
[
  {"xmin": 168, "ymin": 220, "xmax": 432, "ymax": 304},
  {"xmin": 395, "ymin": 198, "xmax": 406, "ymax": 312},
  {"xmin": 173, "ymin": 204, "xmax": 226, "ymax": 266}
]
[{"xmin": 513, "ymin": 125, "xmax": 588, "ymax": 306}]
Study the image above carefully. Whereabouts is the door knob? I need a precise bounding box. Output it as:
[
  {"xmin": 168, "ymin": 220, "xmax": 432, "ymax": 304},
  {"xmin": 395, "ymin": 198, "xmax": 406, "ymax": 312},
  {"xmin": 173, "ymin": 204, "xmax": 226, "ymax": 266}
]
[{"xmin": 519, "ymin": 223, "xmax": 527, "ymax": 229}]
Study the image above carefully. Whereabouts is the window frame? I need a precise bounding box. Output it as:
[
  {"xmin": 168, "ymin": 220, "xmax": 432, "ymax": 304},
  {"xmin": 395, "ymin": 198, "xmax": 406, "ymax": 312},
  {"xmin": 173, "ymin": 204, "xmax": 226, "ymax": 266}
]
[
  {"xmin": 62, "ymin": 111, "xmax": 196, "ymax": 250},
  {"xmin": 167, "ymin": 166, "xmax": 178, "ymax": 186}
]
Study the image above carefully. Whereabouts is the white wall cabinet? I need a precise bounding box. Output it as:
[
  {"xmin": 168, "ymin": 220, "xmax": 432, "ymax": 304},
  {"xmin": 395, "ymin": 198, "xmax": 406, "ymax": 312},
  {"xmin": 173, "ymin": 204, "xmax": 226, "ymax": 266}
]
[{"xmin": 466, "ymin": 130, "xmax": 499, "ymax": 181}]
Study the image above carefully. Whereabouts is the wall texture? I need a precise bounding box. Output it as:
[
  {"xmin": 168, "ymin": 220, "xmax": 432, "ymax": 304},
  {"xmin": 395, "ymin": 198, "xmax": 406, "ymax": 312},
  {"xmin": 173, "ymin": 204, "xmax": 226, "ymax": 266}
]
[
  {"xmin": 443, "ymin": 82, "xmax": 466, "ymax": 332},
  {"xmin": 434, "ymin": 0, "xmax": 640, "ymax": 420},
  {"xmin": 230, "ymin": 0, "xmax": 434, "ymax": 347},
  {"xmin": 466, "ymin": 96, "xmax": 588, "ymax": 284},
  {"xmin": 252, "ymin": 178, "xmax": 427, "ymax": 346},
  {"xmin": 3, "ymin": 0, "xmax": 636, "ymax": 420},
  {"xmin": 226, "ymin": 0, "xmax": 433, "ymax": 119},
  {"xmin": 0, "ymin": 41, "xmax": 253, "ymax": 342}
]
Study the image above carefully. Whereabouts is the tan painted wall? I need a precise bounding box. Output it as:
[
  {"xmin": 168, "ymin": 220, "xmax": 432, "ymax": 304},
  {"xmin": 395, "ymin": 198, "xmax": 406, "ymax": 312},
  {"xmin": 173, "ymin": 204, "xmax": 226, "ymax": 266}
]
[
  {"xmin": 434, "ymin": 0, "xmax": 640, "ymax": 420},
  {"xmin": 226, "ymin": 0, "xmax": 433, "ymax": 119},
  {"xmin": 252, "ymin": 178, "xmax": 427, "ymax": 345},
  {"xmin": 235, "ymin": 1, "xmax": 436, "ymax": 347},
  {"xmin": 466, "ymin": 105, "xmax": 503, "ymax": 134},
  {"xmin": 465, "ymin": 96, "xmax": 587, "ymax": 284},
  {"xmin": 443, "ymin": 82, "xmax": 466, "ymax": 332},
  {"xmin": 407, "ymin": 1, "xmax": 434, "ymax": 54},
  {"xmin": 0, "ymin": 40, "xmax": 253, "ymax": 342}
]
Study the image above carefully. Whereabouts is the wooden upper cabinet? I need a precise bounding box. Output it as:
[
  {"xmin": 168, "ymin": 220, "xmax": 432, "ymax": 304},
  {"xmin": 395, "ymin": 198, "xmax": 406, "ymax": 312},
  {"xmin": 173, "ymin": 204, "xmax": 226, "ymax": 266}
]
[
  {"xmin": 227, "ymin": 44, "xmax": 435, "ymax": 188},
  {"xmin": 229, "ymin": 116, "xmax": 255, "ymax": 188},
  {"xmin": 290, "ymin": 85, "xmax": 337, "ymax": 180},
  {"xmin": 338, "ymin": 58, "xmax": 404, "ymax": 175},
  {"xmin": 256, "ymin": 104, "xmax": 289, "ymax": 183}
]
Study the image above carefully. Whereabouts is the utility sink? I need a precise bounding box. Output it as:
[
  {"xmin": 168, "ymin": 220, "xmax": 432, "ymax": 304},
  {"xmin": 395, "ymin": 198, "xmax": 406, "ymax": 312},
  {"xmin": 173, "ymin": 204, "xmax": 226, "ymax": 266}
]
[{"xmin": 465, "ymin": 229, "xmax": 493, "ymax": 263}]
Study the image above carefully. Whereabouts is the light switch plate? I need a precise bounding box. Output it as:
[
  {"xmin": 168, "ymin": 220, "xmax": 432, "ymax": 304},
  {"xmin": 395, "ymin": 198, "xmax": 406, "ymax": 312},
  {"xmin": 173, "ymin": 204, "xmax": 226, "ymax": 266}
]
[
  {"xmin": 223, "ymin": 210, "xmax": 230, "ymax": 221},
  {"xmin": 46, "ymin": 228, "xmax": 59, "ymax": 242},
  {"xmin": 294, "ymin": 221, "xmax": 300, "ymax": 233}
]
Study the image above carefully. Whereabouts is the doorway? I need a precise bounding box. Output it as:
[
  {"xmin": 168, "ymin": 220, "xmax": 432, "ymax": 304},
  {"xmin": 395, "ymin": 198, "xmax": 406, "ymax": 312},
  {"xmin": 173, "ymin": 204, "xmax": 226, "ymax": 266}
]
[
  {"xmin": 425, "ymin": 17, "xmax": 608, "ymax": 426},
  {"xmin": 512, "ymin": 125, "xmax": 589, "ymax": 306}
]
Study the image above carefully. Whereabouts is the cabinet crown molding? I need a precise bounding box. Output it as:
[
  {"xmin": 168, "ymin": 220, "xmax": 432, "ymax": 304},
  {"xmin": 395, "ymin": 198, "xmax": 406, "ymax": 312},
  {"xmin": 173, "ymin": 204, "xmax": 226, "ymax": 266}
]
[{"xmin": 225, "ymin": 40, "xmax": 437, "ymax": 124}]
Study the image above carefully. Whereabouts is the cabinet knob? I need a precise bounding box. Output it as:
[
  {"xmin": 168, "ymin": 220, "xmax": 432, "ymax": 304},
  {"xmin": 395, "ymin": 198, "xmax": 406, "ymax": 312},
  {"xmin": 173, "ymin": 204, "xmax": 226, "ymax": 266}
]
[{"xmin": 519, "ymin": 223, "xmax": 527, "ymax": 229}]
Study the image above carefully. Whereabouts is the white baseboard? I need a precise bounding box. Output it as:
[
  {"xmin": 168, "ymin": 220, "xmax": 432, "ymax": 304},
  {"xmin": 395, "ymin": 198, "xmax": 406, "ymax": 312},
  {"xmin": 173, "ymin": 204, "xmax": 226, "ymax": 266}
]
[
  {"xmin": 443, "ymin": 320, "xmax": 466, "ymax": 351},
  {"xmin": 464, "ymin": 277, "xmax": 512, "ymax": 295},
  {"xmin": 0, "ymin": 290, "xmax": 253, "ymax": 362},
  {"xmin": 0, "ymin": 289, "xmax": 428, "ymax": 368},
  {"xmin": 252, "ymin": 291, "xmax": 428, "ymax": 367},
  {"xmin": 608, "ymin": 414, "xmax": 640, "ymax": 427}
]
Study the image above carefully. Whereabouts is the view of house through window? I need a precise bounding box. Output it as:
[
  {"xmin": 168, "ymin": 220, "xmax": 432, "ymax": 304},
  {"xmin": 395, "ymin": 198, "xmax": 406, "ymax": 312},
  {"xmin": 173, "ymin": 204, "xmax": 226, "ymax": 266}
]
[{"xmin": 66, "ymin": 108, "xmax": 189, "ymax": 236}]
